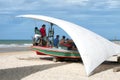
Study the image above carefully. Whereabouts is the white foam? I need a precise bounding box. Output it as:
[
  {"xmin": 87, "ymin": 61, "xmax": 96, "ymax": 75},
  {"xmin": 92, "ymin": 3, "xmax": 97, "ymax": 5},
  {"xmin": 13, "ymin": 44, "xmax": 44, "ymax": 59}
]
[{"xmin": 0, "ymin": 44, "xmax": 32, "ymax": 48}]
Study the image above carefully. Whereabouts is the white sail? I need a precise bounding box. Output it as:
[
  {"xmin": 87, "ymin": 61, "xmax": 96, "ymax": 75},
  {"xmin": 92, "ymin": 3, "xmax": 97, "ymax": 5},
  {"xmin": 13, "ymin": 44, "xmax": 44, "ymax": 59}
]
[{"xmin": 17, "ymin": 14, "xmax": 120, "ymax": 76}]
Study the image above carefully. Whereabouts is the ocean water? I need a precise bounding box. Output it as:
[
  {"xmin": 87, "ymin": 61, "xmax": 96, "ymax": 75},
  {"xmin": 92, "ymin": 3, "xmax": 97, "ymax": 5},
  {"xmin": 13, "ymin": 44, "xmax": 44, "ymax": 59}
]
[
  {"xmin": 0, "ymin": 40, "xmax": 33, "ymax": 53},
  {"xmin": 0, "ymin": 39, "xmax": 120, "ymax": 53},
  {"xmin": 0, "ymin": 40, "xmax": 120, "ymax": 48},
  {"xmin": 0, "ymin": 40, "xmax": 32, "ymax": 48}
]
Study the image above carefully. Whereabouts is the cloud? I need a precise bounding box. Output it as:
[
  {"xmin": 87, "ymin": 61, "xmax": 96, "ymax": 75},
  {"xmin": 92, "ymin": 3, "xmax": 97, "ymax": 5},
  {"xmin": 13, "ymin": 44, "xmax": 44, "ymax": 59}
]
[
  {"xmin": 0, "ymin": 0, "xmax": 47, "ymax": 12},
  {"xmin": 0, "ymin": 0, "xmax": 120, "ymax": 40},
  {"xmin": 107, "ymin": 0, "xmax": 120, "ymax": 9},
  {"xmin": 90, "ymin": 0, "xmax": 120, "ymax": 10},
  {"xmin": 0, "ymin": 0, "xmax": 120, "ymax": 15},
  {"xmin": 0, "ymin": 0, "xmax": 90, "ymax": 12},
  {"xmin": 0, "ymin": 0, "xmax": 24, "ymax": 10},
  {"xmin": 61, "ymin": 0, "xmax": 89, "ymax": 6}
]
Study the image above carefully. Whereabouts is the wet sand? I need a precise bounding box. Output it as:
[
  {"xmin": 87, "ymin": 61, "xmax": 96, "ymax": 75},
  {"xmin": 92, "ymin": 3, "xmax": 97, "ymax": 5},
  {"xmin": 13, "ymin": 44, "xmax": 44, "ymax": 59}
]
[
  {"xmin": 0, "ymin": 51, "xmax": 120, "ymax": 80},
  {"xmin": 0, "ymin": 47, "xmax": 31, "ymax": 53}
]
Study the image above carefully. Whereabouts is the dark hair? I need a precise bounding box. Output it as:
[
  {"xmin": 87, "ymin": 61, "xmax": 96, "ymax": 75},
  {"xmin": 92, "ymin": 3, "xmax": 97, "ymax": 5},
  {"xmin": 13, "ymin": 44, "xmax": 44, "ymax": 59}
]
[
  {"xmin": 42, "ymin": 24, "xmax": 46, "ymax": 27},
  {"xmin": 56, "ymin": 35, "xmax": 59, "ymax": 38},
  {"xmin": 62, "ymin": 36, "xmax": 65, "ymax": 39},
  {"xmin": 66, "ymin": 38, "xmax": 69, "ymax": 40},
  {"xmin": 35, "ymin": 27, "xmax": 38, "ymax": 30}
]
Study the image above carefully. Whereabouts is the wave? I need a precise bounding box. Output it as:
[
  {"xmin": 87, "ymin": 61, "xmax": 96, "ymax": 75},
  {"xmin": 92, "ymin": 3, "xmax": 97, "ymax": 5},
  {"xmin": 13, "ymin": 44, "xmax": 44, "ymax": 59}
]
[{"xmin": 0, "ymin": 43, "xmax": 32, "ymax": 48}]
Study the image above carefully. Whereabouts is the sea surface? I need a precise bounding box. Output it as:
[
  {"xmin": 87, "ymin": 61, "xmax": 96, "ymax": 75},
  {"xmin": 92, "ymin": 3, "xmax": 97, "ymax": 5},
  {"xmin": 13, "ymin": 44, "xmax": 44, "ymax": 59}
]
[
  {"xmin": 0, "ymin": 40, "xmax": 32, "ymax": 53},
  {"xmin": 0, "ymin": 39, "xmax": 120, "ymax": 53}
]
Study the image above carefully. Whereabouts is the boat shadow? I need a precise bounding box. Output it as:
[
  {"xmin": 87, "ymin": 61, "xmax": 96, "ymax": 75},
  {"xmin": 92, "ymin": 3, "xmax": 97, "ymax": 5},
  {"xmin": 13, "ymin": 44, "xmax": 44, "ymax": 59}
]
[
  {"xmin": 37, "ymin": 57, "xmax": 119, "ymax": 76},
  {"xmin": 0, "ymin": 62, "xmax": 68, "ymax": 80},
  {"xmin": 40, "ymin": 56, "xmax": 83, "ymax": 63},
  {"xmin": 92, "ymin": 61, "xmax": 120, "ymax": 75}
]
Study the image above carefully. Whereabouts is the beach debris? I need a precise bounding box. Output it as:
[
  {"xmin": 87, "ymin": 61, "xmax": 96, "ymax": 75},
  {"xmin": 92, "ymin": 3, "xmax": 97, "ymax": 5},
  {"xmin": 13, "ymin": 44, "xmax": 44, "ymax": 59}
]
[
  {"xmin": 113, "ymin": 66, "xmax": 120, "ymax": 72},
  {"xmin": 117, "ymin": 56, "xmax": 120, "ymax": 63},
  {"xmin": 17, "ymin": 57, "xmax": 40, "ymax": 61}
]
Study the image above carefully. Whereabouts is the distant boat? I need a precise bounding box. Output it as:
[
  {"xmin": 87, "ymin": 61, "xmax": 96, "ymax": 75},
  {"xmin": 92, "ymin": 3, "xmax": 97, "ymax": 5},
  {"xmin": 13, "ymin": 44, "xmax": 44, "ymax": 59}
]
[{"xmin": 17, "ymin": 14, "xmax": 120, "ymax": 76}]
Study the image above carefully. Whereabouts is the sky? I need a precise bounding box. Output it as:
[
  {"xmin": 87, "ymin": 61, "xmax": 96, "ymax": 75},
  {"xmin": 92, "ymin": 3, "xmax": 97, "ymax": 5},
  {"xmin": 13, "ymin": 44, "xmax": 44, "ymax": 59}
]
[{"xmin": 0, "ymin": 0, "xmax": 120, "ymax": 40}]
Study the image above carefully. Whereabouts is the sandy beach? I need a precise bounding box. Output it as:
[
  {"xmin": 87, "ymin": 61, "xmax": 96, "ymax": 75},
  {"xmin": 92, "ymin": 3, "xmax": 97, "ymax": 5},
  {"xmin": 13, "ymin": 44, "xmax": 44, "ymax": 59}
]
[{"xmin": 0, "ymin": 51, "xmax": 120, "ymax": 80}]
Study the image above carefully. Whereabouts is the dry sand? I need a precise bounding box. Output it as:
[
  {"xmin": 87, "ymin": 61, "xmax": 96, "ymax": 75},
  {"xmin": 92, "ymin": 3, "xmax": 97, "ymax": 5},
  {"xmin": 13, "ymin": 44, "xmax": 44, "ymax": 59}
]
[{"xmin": 0, "ymin": 51, "xmax": 120, "ymax": 80}]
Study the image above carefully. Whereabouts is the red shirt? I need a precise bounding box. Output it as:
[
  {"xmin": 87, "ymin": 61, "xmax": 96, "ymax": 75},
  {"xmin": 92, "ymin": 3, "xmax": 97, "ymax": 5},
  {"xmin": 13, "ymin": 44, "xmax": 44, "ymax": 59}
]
[{"xmin": 40, "ymin": 27, "xmax": 46, "ymax": 37}]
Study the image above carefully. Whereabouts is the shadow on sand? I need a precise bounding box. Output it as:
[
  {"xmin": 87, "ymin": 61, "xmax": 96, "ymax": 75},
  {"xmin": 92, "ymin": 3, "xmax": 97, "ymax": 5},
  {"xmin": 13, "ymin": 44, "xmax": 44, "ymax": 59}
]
[
  {"xmin": 0, "ymin": 62, "xmax": 68, "ymax": 80},
  {"xmin": 92, "ymin": 61, "xmax": 120, "ymax": 75}
]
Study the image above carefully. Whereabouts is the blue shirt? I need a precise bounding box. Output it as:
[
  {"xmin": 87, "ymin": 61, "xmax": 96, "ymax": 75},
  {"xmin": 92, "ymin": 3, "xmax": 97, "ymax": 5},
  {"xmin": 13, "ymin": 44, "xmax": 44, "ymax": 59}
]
[{"xmin": 53, "ymin": 38, "xmax": 59, "ymax": 47}]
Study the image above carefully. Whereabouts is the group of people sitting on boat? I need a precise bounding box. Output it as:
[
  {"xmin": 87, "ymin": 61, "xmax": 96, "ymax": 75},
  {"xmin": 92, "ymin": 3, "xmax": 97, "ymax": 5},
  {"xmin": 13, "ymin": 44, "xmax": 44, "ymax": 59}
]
[{"xmin": 33, "ymin": 24, "xmax": 77, "ymax": 50}]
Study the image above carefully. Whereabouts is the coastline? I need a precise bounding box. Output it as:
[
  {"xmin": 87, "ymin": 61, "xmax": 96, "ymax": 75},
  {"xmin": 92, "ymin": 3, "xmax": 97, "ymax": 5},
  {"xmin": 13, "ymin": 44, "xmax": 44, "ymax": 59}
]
[
  {"xmin": 0, "ymin": 50, "xmax": 119, "ymax": 80},
  {"xmin": 0, "ymin": 40, "xmax": 120, "ymax": 80},
  {"xmin": 0, "ymin": 47, "xmax": 31, "ymax": 53},
  {"xmin": 0, "ymin": 39, "xmax": 32, "ymax": 53}
]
